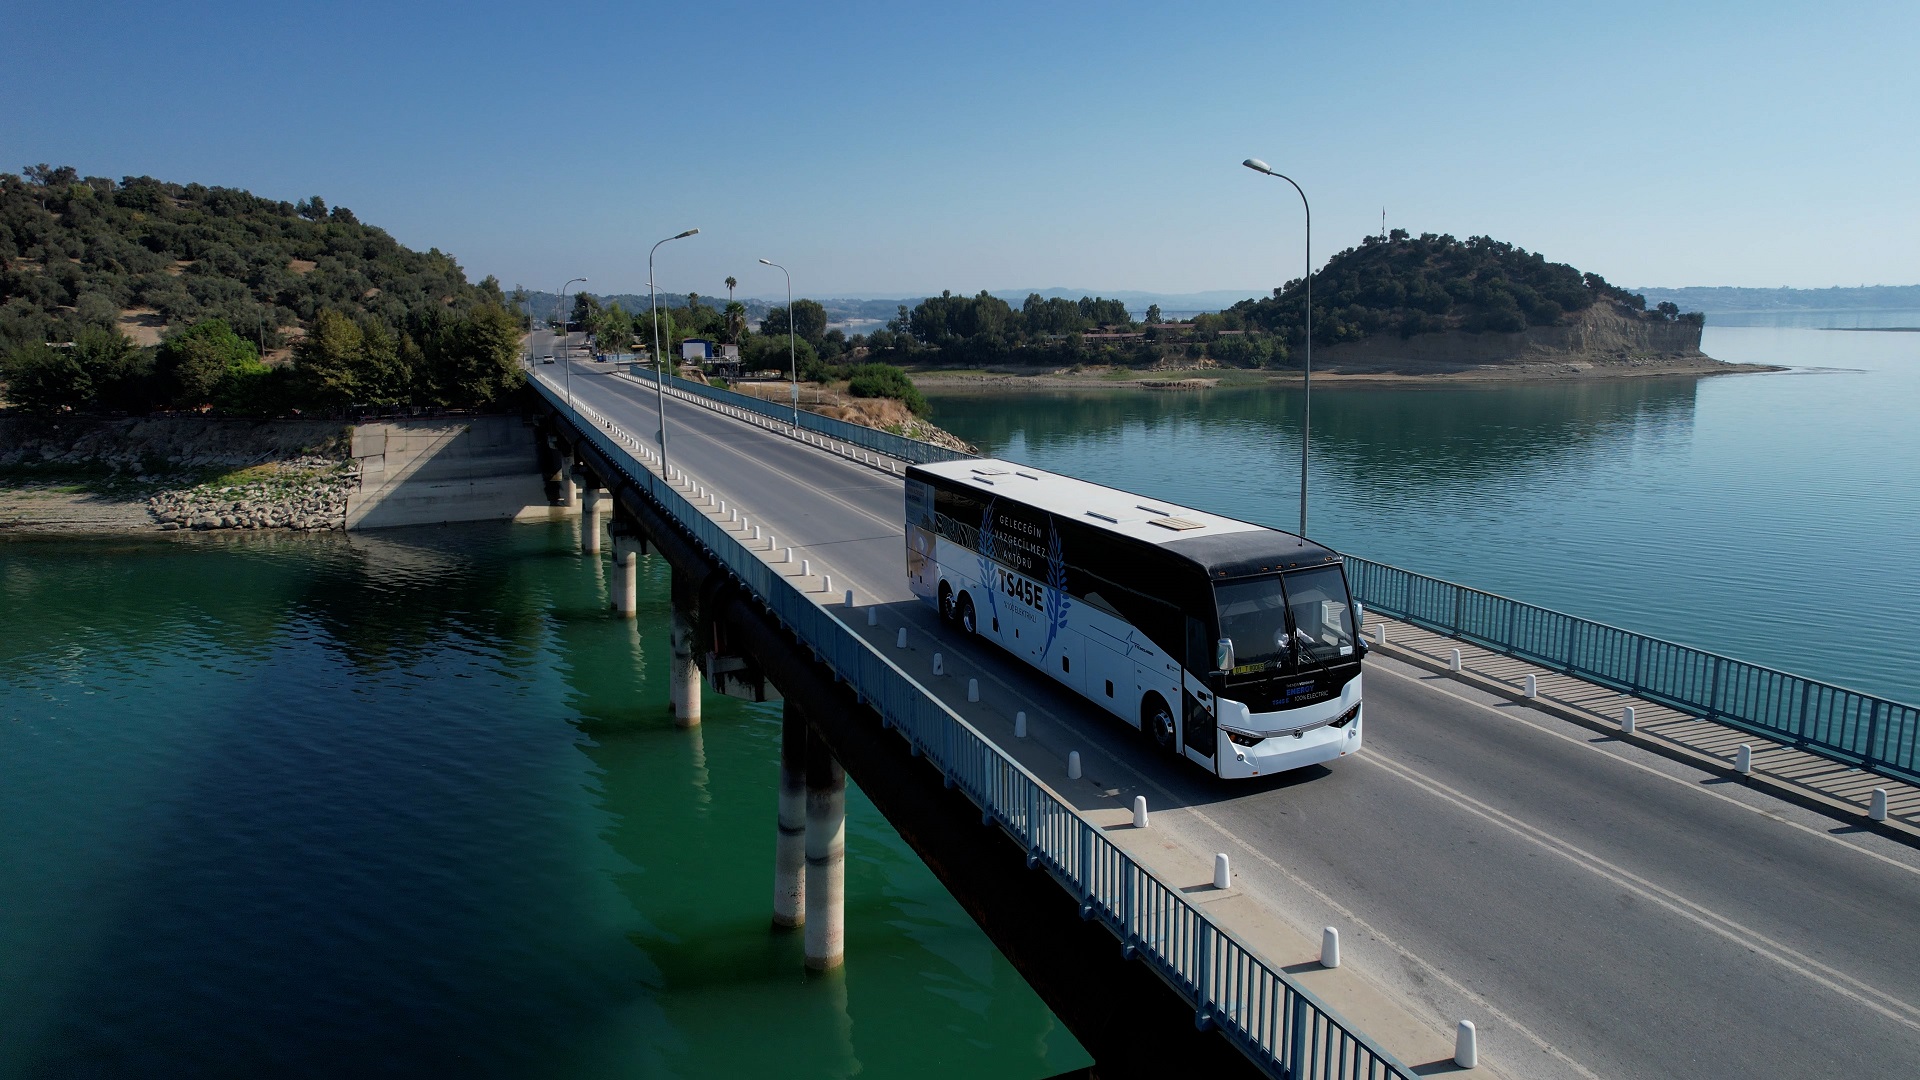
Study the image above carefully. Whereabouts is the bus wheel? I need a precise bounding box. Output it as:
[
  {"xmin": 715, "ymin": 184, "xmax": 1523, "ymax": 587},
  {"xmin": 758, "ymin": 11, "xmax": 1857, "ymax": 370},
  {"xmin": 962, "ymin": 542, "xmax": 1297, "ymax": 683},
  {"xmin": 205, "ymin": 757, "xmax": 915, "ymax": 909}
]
[
  {"xmin": 957, "ymin": 593, "xmax": 978, "ymax": 636},
  {"xmin": 938, "ymin": 582, "xmax": 955, "ymax": 621},
  {"xmin": 1143, "ymin": 696, "xmax": 1177, "ymax": 756}
]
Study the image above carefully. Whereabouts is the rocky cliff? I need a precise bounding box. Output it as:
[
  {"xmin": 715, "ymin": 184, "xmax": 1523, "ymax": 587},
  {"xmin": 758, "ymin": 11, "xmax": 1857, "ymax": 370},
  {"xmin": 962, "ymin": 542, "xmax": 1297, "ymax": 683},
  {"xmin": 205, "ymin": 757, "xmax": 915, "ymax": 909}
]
[{"xmin": 1313, "ymin": 302, "xmax": 1715, "ymax": 374}]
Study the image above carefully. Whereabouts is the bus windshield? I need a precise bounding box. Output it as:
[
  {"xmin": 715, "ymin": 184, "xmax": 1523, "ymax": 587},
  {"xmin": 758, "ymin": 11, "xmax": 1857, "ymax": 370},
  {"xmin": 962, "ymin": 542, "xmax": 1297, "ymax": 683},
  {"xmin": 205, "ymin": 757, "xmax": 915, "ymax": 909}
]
[{"xmin": 1215, "ymin": 565, "xmax": 1357, "ymax": 672}]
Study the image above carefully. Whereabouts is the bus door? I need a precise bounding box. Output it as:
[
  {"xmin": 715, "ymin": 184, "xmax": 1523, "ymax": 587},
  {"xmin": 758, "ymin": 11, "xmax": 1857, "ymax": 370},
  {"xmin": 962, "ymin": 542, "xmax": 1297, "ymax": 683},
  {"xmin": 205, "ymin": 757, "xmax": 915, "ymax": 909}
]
[{"xmin": 1181, "ymin": 617, "xmax": 1217, "ymax": 762}]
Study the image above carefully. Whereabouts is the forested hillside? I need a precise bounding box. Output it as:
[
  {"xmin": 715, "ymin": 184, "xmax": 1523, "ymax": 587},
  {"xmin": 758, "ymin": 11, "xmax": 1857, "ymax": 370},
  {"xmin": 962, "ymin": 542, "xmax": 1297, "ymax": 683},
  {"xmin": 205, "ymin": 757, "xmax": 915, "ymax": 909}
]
[
  {"xmin": 0, "ymin": 165, "xmax": 525, "ymax": 414},
  {"xmin": 1191, "ymin": 230, "xmax": 1702, "ymax": 367}
]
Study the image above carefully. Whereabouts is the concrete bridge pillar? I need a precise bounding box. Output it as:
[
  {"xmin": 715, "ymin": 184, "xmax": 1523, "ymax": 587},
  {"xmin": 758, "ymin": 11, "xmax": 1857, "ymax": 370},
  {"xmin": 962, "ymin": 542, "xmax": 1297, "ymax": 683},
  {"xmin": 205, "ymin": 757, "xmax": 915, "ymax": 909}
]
[
  {"xmin": 772, "ymin": 701, "xmax": 808, "ymax": 929},
  {"xmin": 669, "ymin": 567, "xmax": 702, "ymax": 727},
  {"xmin": 562, "ymin": 464, "xmax": 582, "ymax": 510},
  {"xmin": 609, "ymin": 535, "xmax": 643, "ymax": 618},
  {"xmin": 804, "ymin": 724, "xmax": 847, "ymax": 971},
  {"xmin": 581, "ymin": 487, "xmax": 604, "ymax": 553}
]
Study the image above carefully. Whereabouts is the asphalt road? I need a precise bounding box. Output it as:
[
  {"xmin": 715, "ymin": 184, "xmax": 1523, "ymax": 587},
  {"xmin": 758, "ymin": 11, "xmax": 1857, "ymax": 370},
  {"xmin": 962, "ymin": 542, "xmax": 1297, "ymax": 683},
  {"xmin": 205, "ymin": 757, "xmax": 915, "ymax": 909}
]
[{"xmin": 536, "ymin": 341, "xmax": 1920, "ymax": 1080}]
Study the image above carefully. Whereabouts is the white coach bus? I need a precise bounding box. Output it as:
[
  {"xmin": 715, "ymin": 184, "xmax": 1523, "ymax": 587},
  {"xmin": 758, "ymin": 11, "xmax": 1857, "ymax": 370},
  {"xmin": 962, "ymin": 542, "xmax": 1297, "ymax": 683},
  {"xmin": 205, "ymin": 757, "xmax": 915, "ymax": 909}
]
[{"xmin": 905, "ymin": 459, "xmax": 1365, "ymax": 779}]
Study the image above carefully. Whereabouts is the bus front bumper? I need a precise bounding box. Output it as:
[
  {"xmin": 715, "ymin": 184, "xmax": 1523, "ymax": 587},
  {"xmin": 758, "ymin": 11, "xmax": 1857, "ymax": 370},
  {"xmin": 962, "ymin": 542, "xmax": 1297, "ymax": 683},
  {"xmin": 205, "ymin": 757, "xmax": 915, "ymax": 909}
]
[{"xmin": 1213, "ymin": 681, "xmax": 1363, "ymax": 779}]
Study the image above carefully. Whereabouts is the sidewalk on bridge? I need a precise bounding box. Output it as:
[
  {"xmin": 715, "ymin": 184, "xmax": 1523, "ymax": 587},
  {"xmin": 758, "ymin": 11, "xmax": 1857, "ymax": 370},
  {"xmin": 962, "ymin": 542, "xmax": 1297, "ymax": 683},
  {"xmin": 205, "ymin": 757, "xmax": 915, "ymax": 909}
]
[{"xmin": 1358, "ymin": 615, "xmax": 1920, "ymax": 845}]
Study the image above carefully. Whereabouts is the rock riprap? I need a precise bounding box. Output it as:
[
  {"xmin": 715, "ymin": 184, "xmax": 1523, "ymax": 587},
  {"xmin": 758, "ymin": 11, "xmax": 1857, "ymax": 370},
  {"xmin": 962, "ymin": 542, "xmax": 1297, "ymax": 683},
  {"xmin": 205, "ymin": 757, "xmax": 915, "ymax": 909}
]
[{"xmin": 147, "ymin": 457, "xmax": 358, "ymax": 532}]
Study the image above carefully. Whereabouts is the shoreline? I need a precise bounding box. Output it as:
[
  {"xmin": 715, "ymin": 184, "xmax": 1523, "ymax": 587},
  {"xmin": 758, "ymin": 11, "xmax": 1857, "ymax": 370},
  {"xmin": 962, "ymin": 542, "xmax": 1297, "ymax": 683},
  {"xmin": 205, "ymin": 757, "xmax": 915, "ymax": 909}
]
[{"xmin": 908, "ymin": 359, "xmax": 1785, "ymax": 393}]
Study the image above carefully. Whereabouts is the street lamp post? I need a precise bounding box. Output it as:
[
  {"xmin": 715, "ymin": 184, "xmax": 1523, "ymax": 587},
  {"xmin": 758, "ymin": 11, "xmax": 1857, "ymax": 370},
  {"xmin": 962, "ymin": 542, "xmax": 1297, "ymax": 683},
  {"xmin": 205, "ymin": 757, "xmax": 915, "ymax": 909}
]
[
  {"xmin": 758, "ymin": 258, "xmax": 799, "ymax": 425},
  {"xmin": 557, "ymin": 276, "xmax": 587, "ymax": 409},
  {"xmin": 650, "ymin": 228, "xmax": 700, "ymax": 475},
  {"xmin": 1242, "ymin": 158, "xmax": 1313, "ymax": 537}
]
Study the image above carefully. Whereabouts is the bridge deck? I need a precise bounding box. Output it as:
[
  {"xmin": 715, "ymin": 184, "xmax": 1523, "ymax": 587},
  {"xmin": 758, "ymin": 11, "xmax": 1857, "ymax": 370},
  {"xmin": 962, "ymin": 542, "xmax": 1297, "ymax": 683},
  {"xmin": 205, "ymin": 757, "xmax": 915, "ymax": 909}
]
[{"xmin": 536, "ymin": 343, "xmax": 1920, "ymax": 1080}]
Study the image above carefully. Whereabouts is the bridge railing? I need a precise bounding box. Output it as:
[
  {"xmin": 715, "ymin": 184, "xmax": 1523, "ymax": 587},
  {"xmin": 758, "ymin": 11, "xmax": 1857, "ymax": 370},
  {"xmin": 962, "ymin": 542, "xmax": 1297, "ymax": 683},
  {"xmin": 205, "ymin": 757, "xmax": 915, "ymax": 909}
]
[
  {"xmin": 534, "ymin": 373, "xmax": 1415, "ymax": 1080},
  {"xmin": 1346, "ymin": 557, "xmax": 1920, "ymax": 784},
  {"xmin": 628, "ymin": 367, "xmax": 972, "ymax": 465}
]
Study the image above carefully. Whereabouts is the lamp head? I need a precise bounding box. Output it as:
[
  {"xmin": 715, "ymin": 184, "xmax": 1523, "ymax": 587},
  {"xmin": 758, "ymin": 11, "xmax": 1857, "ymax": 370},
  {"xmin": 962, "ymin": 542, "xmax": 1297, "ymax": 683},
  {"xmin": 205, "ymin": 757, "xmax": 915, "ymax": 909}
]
[
  {"xmin": 675, "ymin": 228, "xmax": 700, "ymax": 239},
  {"xmin": 758, "ymin": 258, "xmax": 773, "ymax": 265},
  {"xmin": 1243, "ymin": 158, "xmax": 1273, "ymax": 175}
]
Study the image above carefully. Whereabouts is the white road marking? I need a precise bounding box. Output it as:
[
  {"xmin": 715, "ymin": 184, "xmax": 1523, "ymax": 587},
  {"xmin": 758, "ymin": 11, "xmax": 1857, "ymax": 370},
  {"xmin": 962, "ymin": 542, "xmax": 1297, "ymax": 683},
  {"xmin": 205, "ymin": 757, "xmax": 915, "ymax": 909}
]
[
  {"xmin": 1361, "ymin": 747, "xmax": 1920, "ymax": 1032},
  {"xmin": 1370, "ymin": 664, "xmax": 1920, "ymax": 881}
]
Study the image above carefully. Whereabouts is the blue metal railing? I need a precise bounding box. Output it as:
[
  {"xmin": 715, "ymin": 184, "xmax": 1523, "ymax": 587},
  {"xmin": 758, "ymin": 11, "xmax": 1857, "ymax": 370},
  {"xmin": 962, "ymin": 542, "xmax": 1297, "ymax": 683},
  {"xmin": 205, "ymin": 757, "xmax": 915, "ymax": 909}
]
[
  {"xmin": 629, "ymin": 367, "xmax": 972, "ymax": 465},
  {"xmin": 1345, "ymin": 557, "xmax": 1920, "ymax": 784},
  {"xmin": 533, "ymin": 373, "xmax": 1415, "ymax": 1080}
]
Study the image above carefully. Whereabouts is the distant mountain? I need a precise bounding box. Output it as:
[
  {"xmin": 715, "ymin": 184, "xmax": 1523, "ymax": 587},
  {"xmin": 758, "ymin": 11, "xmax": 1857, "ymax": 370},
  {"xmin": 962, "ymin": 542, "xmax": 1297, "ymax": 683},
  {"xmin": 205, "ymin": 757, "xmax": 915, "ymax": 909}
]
[{"xmin": 1631, "ymin": 285, "xmax": 1920, "ymax": 313}]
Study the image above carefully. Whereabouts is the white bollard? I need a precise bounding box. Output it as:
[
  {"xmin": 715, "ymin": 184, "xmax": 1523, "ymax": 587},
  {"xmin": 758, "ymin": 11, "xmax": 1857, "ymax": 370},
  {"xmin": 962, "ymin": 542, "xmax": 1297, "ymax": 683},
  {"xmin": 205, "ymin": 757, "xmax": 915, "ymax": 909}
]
[
  {"xmin": 896, "ymin": 627, "xmax": 908, "ymax": 649},
  {"xmin": 1524, "ymin": 674, "xmax": 1538, "ymax": 698},
  {"xmin": 1455, "ymin": 1021, "xmax": 1478, "ymax": 1069},
  {"xmin": 1373, "ymin": 624, "xmax": 1387, "ymax": 646},
  {"xmin": 1067, "ymin": 751, "xmax": 1082, "ymax": 780},
  {"xmin": 1736, "ymin": 744, "xmax": 1752, "ymax": 774},
  {"xmin": 867, "ymin": 607, "xmax": 877, "ymax": 627},
  {"xmin": 1213, "ymin": 853, "xmax": 1231, "ymax": 890},
  {"xmin": 752, "ymin": 525, "xmax": 761, "ymax": 541},
  {"xmin": 1871, "ymin": 788, "xmax": 1889, "ymax": 822},
  {"xmin": 1622, "ymin": 705, "xmax": 1636, "ymax": 734},
  {"xmin": 718, "ymin": 500, "xmax": 726, "ymax": 514},
  {"xmin": 783, "ymin": 547, "xmax": 793, "ymax": 564},
  {"xmin": 844, "ymin": 589, "xmax": 854, "ymax": 608},
  {"xmin": 801, "ymin": 559, "xmax": 811, "ymax": 577},
  {"xmin": 1015, "ymin": 711, "xmax": 1028, "ymax": 738},
  {"xmin": 932, "ymin": 652, "xmax": 944, "ymax": 676},
  {"xmin": 1450, "ymin": 648, "xmax": 1462, "ymax": 672},
  {"xmin": 967, "ymin": 678, "xmax": 979, "ymax": 702},
  {"xmin": 1132, "ymin": 795, "xmax": 1148, "ymax": 829},
  {"xmin": 1321, "ymin": 927, "xmax": 1341, "ymax": 968},
  {"xmin": 822, "ymin": 574, "xmax": 832, "ymax": 594},
  {"xmin": 767, "ymin": 533, "xmax": 775, "ymax": 550}
]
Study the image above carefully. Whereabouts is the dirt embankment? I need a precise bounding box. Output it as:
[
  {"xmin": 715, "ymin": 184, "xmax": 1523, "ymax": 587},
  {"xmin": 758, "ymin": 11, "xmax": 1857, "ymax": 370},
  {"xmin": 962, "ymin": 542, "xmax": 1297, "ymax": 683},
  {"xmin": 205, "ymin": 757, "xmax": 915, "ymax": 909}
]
[
  {"xmin": 728, "ymin": 382, "xmax": 977, "ymax": 453},
  {"xmin": 0, "ymin": 416, "xmax": 357, "ymax": 534}
]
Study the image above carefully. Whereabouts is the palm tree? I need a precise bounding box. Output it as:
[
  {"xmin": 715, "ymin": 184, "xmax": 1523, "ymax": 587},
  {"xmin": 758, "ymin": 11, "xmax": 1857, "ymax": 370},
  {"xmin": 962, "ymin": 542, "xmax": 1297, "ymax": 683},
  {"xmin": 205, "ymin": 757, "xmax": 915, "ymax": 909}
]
[
  {"xmin": 723, "ymin": 301, "xmax": 747, "ymax": 344},
  {"xmin": 725, "ymin": 276, "xmax": 737, "ymax": 303}
]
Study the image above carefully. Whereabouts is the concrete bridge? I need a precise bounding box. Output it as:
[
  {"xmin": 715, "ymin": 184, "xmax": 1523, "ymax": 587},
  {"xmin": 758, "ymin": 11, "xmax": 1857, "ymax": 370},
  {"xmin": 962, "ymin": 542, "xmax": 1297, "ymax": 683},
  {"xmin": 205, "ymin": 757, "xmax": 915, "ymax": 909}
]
[{"xmin": 523, "ymin": 335, "xmax": 1920, "ymax": 1080}]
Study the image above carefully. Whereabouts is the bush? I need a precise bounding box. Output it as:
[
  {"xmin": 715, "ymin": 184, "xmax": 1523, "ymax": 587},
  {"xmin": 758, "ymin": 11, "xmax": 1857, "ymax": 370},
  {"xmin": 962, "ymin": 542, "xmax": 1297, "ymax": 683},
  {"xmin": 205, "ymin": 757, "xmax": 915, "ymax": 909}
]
[{"xmin": 844, "ymin": 362, "xmax": 928, "ymax": 415}]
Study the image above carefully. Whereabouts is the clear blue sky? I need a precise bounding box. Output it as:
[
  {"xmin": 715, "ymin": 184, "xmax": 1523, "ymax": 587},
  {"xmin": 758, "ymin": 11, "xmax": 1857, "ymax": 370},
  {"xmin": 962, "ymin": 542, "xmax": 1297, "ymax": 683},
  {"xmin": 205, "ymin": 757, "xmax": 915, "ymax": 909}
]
[{"xmin": 4, "ymin": 1, "xmax": 1915, "ymax": 300}]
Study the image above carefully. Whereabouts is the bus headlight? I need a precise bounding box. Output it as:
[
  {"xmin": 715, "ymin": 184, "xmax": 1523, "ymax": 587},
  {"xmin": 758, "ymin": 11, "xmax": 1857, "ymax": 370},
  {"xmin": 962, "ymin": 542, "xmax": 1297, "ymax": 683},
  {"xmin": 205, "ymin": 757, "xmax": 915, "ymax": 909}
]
[
  {"xmin": 1224, "ymin": 729, "xmax": 1265, "ymax": 748},
  {"xmin": 1329, "ymin": 704, "xmax": 1361, "ymax": 729}
]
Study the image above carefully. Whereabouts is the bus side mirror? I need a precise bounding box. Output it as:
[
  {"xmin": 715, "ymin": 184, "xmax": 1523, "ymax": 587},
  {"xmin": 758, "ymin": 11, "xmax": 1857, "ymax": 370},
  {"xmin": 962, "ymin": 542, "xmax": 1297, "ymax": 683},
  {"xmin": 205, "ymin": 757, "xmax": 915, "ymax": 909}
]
[{"xmin": 1216, "ymin": 639, "xmax": 1234, "ymax": 672}]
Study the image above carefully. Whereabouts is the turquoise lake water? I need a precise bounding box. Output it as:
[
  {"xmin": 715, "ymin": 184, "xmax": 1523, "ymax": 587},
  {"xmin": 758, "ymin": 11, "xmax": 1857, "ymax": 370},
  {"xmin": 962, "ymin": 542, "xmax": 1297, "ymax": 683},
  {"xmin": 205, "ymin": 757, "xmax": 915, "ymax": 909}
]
[
  {"xmin": 925, "ymin": 315, "xmax": 1920, "ymax": 705},
  {"xmin": 0, "ymin": 525, "xmax": 1087, "ymax": 1079}
]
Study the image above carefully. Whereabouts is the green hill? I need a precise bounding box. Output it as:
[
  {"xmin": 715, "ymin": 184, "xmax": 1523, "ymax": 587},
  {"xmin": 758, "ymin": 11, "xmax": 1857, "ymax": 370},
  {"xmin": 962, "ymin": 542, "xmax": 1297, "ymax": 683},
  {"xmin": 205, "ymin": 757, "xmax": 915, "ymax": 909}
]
[
  {"xmin": 1208, "ymin": 230, "xmax": 1700, "ymax": 351},
  {"xmin": 0, "ymin": 165, "xmax": 524, "ymax": 414}
]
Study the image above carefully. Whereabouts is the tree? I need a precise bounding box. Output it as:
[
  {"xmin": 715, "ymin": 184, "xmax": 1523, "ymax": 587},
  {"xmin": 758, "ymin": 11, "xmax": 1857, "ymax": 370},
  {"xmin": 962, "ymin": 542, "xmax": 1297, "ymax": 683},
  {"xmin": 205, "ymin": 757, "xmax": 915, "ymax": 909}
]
[
  {"xmin": 725, "ymin": 276, "xmax": 737, "ymax": 302},
  {"xmin": 72, "ymin": 326, "xmax": 154, "ymax": 412},
  {"xmin": 762, "ymin": 298, "xmax": 827, "ymax": 344},
  {"xmin": 1144, "ymin": 304, "xmax": 1163, "ymax": 324},
  {"xmin": 571, "ymin": 291, "xmax": 601, "ymax": 328},
  {"xmin": 157, "ymin": 318, "xmax": 261, "ymax": 407},
  {"xmin": 595, "ymin": 304, "xmax": 633, "ymax": 358},
  {"xmin": 436, "ymin": 303, "xmax": 523, "ymax": 405},
  {"xmin": 297, "ymin": 195, "xmax": 328, "ymax": 221},
  {"xmin": 722, "ymin": 301, "xmax": 747, "ymax": 344},
  {"xmin": 1, "ymin": 342, "xmax": 89, "ymax": 412}
]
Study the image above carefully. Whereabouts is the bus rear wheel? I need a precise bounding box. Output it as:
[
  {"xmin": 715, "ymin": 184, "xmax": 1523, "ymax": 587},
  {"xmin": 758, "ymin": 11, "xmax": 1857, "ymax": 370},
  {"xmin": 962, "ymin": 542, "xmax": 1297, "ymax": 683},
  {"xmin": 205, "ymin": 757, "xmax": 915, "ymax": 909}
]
[
  {"xmin": 938, "ymin": 582, "xmax": 955, "ymax": 621},
  {"xmin": 957, "ymin": 594, "xmax": 978, "ymax": 636},
  {"xmin": 1143, "ymin": 696, "xmax": 1177, "ymax": 757}
]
